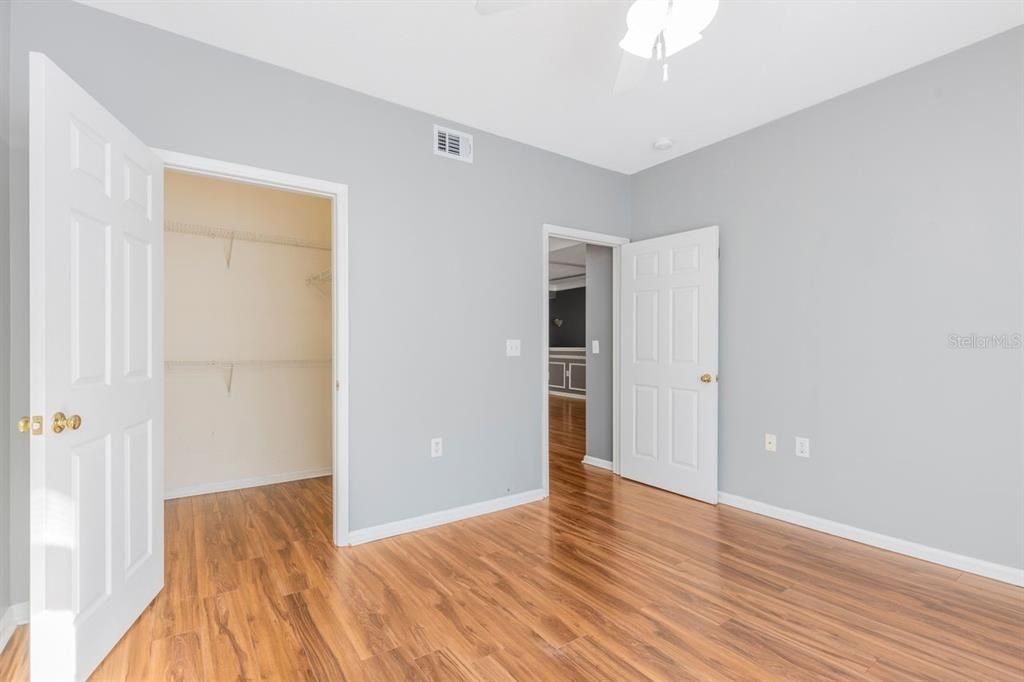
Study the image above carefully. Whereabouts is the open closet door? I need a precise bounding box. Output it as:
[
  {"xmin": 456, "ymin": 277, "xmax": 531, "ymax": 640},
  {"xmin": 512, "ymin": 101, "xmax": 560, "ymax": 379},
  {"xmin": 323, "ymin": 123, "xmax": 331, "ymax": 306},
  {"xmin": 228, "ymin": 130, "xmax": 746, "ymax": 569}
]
[
  {"xmin": 619, "ymin": 226, "xmax": 719, "ymax": 504},
  {"xmin": 28, "ymin": 53, "xmax": 164, "ymax": 680}
]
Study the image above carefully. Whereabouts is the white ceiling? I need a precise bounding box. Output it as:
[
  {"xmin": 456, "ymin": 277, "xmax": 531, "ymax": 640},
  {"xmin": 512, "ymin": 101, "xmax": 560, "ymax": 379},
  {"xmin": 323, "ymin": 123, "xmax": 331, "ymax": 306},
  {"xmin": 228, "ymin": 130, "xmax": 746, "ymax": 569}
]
[
  {"xmin": 549, "ymin": 239, "xmax": 586, "ymax": 283},
  {"xmin": 79, "ymin": 0, "xmax": 1023, "ymax": 174}
]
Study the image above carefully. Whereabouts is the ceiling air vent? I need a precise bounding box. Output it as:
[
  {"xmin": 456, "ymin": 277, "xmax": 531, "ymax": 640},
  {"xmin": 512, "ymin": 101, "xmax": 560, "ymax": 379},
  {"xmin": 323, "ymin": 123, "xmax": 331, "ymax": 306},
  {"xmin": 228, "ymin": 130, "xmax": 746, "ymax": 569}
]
[{"xmin": 434, "ymin": 125, "xmax": 473, "ymax": 163}]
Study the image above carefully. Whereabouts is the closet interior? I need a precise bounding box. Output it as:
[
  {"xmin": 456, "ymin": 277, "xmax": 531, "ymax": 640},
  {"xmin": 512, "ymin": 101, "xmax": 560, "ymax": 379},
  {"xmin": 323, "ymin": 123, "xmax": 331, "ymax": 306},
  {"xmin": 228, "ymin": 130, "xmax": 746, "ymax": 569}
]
[{"xmin": 164, "ymin": 170, "xmax": 333, "ymax": 499}]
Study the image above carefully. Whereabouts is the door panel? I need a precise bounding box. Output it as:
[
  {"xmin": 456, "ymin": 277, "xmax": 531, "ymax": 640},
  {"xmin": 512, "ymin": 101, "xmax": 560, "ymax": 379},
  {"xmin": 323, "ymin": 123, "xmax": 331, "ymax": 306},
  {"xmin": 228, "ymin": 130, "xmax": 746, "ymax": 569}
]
[
  {"xmin": 620, "ymin": 226, "xmax": 718, "ymax": 503},
  {"xmin": 124, "ymin": 419, "xmax": 154, "ymax": 575},
  {"xmin": 72, "ymin": 434, "xmax": 112, "ymax": 618},
  {"xmin": 670, "ymin": 286, "xmax": 698, "ymax": 364},
  {"xmin": 633, "ymin": 290, "xmax": 658, "ymax": 362},
  {"xmin": 70, "ymin": 211, "xmax": 111, "ymax": 385},
  {"xmin": 669, "ymin": 388, "xmax": 699, "ymax": 468},
  {"xmin": 123, "ymin": 235, "xmax": 153, "ymax": 380},
  {"xmin": 30, "ymin": 52, "xmax": 164, "ymax": 681}
]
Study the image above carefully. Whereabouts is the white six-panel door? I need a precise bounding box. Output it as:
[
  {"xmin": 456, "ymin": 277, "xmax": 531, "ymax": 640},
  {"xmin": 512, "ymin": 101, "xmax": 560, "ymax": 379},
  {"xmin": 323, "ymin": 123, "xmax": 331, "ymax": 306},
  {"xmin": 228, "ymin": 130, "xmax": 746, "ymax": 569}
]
[
  {"xmin": 619, "ymin": 226, "xmax": 719, "ymax": 503},
  {"xmin": 29, "ymin": 53, "xmax": 164, "ymax": 681}
]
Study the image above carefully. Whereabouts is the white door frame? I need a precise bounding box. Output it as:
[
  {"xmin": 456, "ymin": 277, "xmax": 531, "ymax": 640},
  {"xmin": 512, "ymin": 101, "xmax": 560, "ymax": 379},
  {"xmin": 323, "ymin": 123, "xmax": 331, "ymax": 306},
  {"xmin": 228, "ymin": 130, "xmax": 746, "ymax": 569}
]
[
  {"xmin": 156, "ymin": 149, "xmax": 350, "ymax": 546},
  {"xmin": 542, "ymin": 224, "xmax": 629, "ymax": 493}
]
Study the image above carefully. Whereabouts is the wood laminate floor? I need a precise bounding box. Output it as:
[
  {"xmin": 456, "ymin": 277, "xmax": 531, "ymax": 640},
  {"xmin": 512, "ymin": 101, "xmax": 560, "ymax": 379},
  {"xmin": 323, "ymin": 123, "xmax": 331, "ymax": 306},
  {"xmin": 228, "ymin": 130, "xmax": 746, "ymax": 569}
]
[{"xmin": 1, "ymin": 394, "xmax": 1022, "ymax": 680}]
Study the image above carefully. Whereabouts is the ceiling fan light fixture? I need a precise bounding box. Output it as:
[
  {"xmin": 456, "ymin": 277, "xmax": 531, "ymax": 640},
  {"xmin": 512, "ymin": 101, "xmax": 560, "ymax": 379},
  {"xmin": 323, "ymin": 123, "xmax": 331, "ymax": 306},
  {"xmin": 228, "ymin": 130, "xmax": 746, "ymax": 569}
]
[
  {"xmin": 620, "ymin": 0, "xmax": 670, "ymax": 57},
  {"xmin": 662, "ymin": 27, "xmax": 702, "ymax": 58},
  {"xmin": 624, "ymin": 0, "xmax": 671, "ymax": 36},
  {"xmin": 669, "ymin": 0, "xmax": 720, "ymax": 37},
  {"xmin": 619, "ymin": 29, "xmax": 658, "ymax": 58},
  {"xmin": 620, "ymin": 0, "xmax": 719, "ymax": 60}
]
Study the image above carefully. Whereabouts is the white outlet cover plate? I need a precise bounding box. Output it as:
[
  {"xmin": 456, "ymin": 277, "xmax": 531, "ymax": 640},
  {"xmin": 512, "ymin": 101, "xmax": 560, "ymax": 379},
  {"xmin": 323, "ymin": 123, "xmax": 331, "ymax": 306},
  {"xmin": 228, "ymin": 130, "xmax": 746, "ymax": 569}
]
[
  {"xmin": 765, "ymin": 433, "xmax": 777, "ymax": 452},
  {"xmin": 796, "ymin": 436, "xmax": 810, "ymax": 458},
  {"xmin": 431, "ymin": 437, "xmax": 443, "ymax": 458}
]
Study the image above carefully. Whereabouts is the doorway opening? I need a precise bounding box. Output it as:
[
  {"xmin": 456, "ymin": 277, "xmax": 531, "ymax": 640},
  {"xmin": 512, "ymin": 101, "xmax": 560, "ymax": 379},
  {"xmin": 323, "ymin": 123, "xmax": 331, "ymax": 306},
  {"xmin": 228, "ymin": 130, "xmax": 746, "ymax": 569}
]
[
  {"xmin": 163, "ymin": 168, "xmax": 333, "ymax": 509},
  {"xmin": 160, "ymin": 150, "xmax": 350, "ymax": 545},
  {"xmin": 541, "ymin": 225, "xmax": 629, "ymax": 495}
]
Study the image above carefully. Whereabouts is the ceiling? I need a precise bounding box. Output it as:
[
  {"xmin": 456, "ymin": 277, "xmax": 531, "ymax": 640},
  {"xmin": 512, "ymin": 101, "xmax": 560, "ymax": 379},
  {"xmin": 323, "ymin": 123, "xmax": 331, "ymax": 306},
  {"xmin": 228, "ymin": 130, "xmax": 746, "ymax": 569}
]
[
  {"xmin": 549, "ymin": 239, "xmax": 586, "ymax": 284},
  {"xmin": 78, "ymin": 0, "xmax": 1023, "ymax": 174}
]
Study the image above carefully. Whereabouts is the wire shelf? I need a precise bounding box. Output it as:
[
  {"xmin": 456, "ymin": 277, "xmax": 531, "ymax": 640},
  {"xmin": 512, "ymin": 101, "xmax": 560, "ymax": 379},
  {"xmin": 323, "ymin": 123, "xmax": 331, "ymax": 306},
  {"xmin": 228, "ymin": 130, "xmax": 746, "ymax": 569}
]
[
  {"xmin": 165, "ymin": 359, "xmax": 331, "ymax": 394},
  {"xmin": 165, "ymin": 221, "xmax": 331, "ymax": 253}
]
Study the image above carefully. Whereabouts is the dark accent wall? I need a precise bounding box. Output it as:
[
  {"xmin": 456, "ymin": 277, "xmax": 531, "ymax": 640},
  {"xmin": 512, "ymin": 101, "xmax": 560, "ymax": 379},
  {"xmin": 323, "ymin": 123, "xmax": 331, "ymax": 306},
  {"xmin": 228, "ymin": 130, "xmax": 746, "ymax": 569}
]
[{"xmin": 549, "ymin": 288, "xmax": 585, "ymax": 347}]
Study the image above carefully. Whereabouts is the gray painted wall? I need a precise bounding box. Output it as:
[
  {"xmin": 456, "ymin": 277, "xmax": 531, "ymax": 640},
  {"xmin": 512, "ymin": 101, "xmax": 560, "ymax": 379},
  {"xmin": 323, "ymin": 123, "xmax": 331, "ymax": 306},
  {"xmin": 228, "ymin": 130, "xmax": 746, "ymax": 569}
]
[
  {"xmin": 585, "ymin": 245, "xmax": 613, "ymax": 462},
  {"xmin": 5, "ymin": 0, "xmax": 630, "ymax": 590},
  {"xmin": 629, "ymin": 27, "xmax": 1024, "ymax": 569},
  {"xmin": 0, "ymin": 0, "xmax": 11, "ymax": 621}
]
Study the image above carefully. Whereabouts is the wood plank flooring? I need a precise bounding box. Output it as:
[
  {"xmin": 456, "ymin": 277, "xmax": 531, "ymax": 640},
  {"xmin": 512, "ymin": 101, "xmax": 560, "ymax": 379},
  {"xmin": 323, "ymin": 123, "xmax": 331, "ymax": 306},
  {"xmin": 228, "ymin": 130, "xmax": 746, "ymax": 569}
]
[
  {"xmin": 0, "ymin": 628, "xmax": 27, "ymax": 682},
  {"xmin": 2, "ymin": 394, "xmax": 1022, "ymax": 680}
]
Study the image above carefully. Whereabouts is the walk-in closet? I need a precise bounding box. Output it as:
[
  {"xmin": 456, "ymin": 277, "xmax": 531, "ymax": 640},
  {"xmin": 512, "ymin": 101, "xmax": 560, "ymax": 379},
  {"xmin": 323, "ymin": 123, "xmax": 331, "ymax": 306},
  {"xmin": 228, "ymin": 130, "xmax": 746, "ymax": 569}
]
[{"xmin": 164, "ymin": 170, "xmax": 333, "ymax": 499}]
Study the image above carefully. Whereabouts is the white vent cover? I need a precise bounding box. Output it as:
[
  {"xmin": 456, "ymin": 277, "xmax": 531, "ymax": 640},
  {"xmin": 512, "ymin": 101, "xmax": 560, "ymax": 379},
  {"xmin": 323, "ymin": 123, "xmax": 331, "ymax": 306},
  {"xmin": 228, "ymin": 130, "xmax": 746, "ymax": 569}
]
[{"xmin": 434, "ymin": 125, "xmax": 473, "ymax": 163}]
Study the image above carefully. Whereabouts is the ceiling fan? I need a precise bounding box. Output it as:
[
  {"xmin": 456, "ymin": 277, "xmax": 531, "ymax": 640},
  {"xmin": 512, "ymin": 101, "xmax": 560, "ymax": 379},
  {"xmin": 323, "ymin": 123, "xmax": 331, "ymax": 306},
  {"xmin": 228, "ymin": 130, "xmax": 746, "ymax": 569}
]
[{"xmin": 473, "ymin": 0, "xmax": 719, "ymax": 93}]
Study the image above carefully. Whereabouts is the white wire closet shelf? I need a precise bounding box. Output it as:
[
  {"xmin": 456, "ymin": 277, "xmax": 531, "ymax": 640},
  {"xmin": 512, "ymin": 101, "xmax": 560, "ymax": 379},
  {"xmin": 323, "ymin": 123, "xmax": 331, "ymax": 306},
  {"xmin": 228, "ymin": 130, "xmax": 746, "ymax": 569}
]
[
  {"xmin": 165, "ymin": 221, "xmax": 331, "ymax": 251},
  {"xmin": 165, "ymin": 220, "xmax": 331, "ymax": 267},
  {"xmin": 165, "ymin": 359, "xmax": 331, "ymax": 395}
]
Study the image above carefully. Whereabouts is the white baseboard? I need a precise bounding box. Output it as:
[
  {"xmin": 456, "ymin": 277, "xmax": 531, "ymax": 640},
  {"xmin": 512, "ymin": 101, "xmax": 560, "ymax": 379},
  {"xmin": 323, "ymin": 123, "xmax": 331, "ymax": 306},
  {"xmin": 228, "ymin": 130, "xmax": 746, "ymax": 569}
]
[
  {"xmin": 719, "ymin": 492, "xmax": 1024, "ymax": 587},
  {"xmin": 165, "ymin": 467, "xmax": 332, "ymax": 500},
  {"xmin": 0, "ymin": 601, "xmax": 29, "ymax": 655},
  {"xmin": 349, "ymin": 489, "xmax": 547, "ymax": 545},
  {"xmin": 581, "ymin": 455, "xmax": 613, "ymax": 471}
]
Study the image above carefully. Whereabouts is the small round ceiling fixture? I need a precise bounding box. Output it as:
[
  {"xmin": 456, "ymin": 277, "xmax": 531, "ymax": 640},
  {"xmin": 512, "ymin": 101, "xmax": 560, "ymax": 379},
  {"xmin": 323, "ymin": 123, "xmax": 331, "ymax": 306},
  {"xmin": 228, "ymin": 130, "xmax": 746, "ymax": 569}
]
[{"xmin": 653, "ymin": 137, "xmax": 674, "ymax": 151}]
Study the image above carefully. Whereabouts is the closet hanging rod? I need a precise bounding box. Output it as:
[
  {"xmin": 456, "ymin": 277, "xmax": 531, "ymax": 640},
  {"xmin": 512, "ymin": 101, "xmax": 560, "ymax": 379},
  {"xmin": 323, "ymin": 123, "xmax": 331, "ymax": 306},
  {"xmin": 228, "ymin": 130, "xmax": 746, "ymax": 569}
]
[{"xmin": 165, "ymin": 221, "xmax": 331, "ymax": 251}]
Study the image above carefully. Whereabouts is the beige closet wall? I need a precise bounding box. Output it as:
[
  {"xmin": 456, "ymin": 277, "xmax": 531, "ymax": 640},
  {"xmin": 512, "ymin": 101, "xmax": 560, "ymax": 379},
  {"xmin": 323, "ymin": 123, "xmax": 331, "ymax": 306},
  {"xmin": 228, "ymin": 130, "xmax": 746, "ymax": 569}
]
[{"xmin": 165, "ymin": 171, "xmax": 332, "ymax": 495}]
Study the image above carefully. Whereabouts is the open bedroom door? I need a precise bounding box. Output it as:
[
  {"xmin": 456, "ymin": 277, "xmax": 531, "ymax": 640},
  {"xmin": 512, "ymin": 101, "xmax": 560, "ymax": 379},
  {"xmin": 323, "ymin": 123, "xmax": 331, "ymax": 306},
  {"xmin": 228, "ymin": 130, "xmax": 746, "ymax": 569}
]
[
  {"xmin": 619, "ymin": 226, "xmax": 719, "ymax": 504},
  {"xmin": 27, "ymin": 52, "xmax": 164, "ymax": 680}
]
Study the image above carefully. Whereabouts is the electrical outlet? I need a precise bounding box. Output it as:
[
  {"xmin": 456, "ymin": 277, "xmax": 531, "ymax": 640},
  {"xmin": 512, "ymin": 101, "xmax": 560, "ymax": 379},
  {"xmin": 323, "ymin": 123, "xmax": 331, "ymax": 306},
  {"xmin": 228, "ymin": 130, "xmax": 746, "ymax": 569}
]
[
  {"xmin": 795, "ymin": 436, "xmax": 810, "ymax": 458},
  {"xmin": 765, "ymin": 433, "xmax": 777, "ymax": 452},
  {"xmin": 431, "ymin": 437, "xmax": 443, "ymax": 458},
  {"xmin": 506, "ymin": 339, "xmax": 521, "ymax": 357}
]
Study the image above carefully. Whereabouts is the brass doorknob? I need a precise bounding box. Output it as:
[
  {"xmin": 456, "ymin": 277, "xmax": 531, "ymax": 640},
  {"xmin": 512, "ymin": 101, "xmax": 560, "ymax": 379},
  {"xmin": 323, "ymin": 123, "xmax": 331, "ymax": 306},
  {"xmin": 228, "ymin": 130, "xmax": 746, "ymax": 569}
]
[
  {"xmin": 52, "ymin": 412, "xmax": 82, "ymax": 433},
  {"xmin": 17, "ymin": 416, "xmax": 30, "ymax": 433},
  {"xmin": 700, "ymin": 373, "xmax": 714, "ymax": 383}
]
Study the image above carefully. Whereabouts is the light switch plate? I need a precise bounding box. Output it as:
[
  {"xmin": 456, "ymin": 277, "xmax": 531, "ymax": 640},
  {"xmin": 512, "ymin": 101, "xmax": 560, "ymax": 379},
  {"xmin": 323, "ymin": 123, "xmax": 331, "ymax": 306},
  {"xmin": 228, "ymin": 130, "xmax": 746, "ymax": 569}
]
[
  {"xmin": 765, "ymin": 433, "xmax": 777, "ymax": 452},
  {"xmin": 592, "ymin": 339, "xmax": 600, "ymax": 354},
  {"xmin": 796, "ymin": 436, "xmax": 810, "ymax": 458},
  {"xmin": 506, "ymin": 339, "xmax": 521, "ymax": 356}
]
